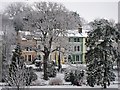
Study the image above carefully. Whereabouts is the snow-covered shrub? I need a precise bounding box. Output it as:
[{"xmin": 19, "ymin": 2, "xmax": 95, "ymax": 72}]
[
  {"xmin": 64, "ymin": 72, "xmax": 71, "ymax": 82},
  {"xmin": 26, "ymin": 67, "xmax": 38, "ymax": 85},
  {"xmin": 64, "ymin": 66, "xmax": 77, "ymax": 82},
  {"xmin": 31, "ymin": 79, "xmax": 47, "ymax": 86},
  {"xmin": 49, "ymin": 77, "xmax": 63, "ymax": 85},
  {"xmin": 47, "ymin": 61, "xmax": 57, "ymax": 77},
  {"xmin": 34, "ymin": 60, "xmax": 42, "ymax": 71},
  {"xmin": 64, "ymin": 66, "xmax": 85, "ymax": 86}
]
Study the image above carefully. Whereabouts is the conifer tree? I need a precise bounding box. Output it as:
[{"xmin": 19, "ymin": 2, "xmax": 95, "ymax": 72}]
[{"xmin": 86, "ymin": 19, "xmax": 119, "ymax": 88}]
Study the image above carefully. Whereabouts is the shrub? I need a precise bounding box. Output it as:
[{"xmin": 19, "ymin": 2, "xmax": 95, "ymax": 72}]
[
  {"xmin": 26, "ymin": 67, "xmax": 38, "ymax": 85},
  {"xmin": 64, "ymin": 72, "xmax": 71, "ymax": 82},
  {"xmin": 64, "ymin": 67, "xmax": 85, "ymax": 86},
  {"xmin": 47, "ymin": 61, "xmax": 57, "ymax": 77},
  {"xmin": 49, "ymin": 77, "xmax": 63, "ymax": 85}
]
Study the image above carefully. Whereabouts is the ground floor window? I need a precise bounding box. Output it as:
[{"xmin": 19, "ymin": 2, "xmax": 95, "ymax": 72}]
[
  {"xmin": 28, "ymin": 55, "xmax": 32, "ymax": 61},
  {"xmin": 70, "ymin": 54, "xmax": 82, "ymax": 64}
]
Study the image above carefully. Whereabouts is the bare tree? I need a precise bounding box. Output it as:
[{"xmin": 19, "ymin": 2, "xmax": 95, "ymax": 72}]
[{"xmin": 23, "ymin": 2, "xmax": 82, "ymax": 80}]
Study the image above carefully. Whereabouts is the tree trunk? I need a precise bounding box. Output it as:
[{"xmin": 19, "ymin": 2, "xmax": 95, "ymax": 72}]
[
  {"xmin": 17, "ymin": 86, "xmax": 20, "ymax": 90},
  {"xmin": 103, "ymin": 51, "xmax": 107, "ymax": 89},
  {"xmin": 118, "ymin": 41, "xmax": 120, "ymax": 89},
  {"xmin": 117, "ymin": 59, "xmax": 120, "ymax": 89},
  {"xmin": 43, "ymin": 53, "xmax": 49, "ymax": 80},
  {"xmin": 103, "ymin": 83, "xmax": 107, "ymax": 89},
  {"xmin": 58, "ymin": 50, "xmax": 61, "ymax": 72}
]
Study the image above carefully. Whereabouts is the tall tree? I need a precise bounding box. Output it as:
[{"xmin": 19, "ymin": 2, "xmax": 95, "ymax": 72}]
[
  {"xmin": 5, "ymin": 45, "xmax": 37, "ymax": 90},
  {"xmin": 115, "ymin": 23, "xmax": 120, "ymax": 88},
  {"xmin": 5, "ymin": 45, "xmax": 27, "ymax": 90},
  {"xmin": 23, "ymin": 2, "xmax": 82, "ymax": 80},
  {"xmin": 3, "ymin": 2, "xmax": 32, "ymax": 45},
  {"xmin": 86, "ymin": 19, "xmax": 119, "ymax": 88},
  {"xmin": 2, "ymin": 2, "xmax": 32, "ymax": 82}
]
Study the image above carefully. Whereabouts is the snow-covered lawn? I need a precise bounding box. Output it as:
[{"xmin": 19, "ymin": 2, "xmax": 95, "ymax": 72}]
[
  {"xmin": 33, "ymin": 71, "xmax": 118, "ymax": 88},
  {"xmin": 0, "ymin": 64, "xmax": 118, "ymax": 89},
  {"xmin": 0, "ymin": 84, "xmax": 118, "ymax": 89},
  {"xmin": 28, "ymin": 84, "xmax": 118, "ymax": 88}
]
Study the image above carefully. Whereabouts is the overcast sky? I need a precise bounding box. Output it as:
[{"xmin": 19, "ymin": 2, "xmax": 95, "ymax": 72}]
[{"xmin": 0, "ymin": 0, "xmax": 119, "ymax": 23}]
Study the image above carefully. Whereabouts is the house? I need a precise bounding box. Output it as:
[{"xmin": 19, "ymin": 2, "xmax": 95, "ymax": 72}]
[
  {"xmin": 66, "ymin": 28, "xmax": 87, "ymax": 64},
  {"xmin": 19, "ymin": 35, "xmax": 37, "ymax": 64},
  {"xmin": 18, "ymin": 26, "xmax": 88, "ymax": 65}
]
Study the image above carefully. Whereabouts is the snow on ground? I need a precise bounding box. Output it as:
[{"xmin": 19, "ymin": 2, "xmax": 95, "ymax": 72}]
[
  {"xmin": 28, "ymin": 84, "xmax": 118, "ymax": 88},
  {"xmin": 33, "ymin": 71, "xmax": 118, "ymax": 88},
  {"xmin": 0, "ymin": 64, "xmax": 118, "ymax": 89}
]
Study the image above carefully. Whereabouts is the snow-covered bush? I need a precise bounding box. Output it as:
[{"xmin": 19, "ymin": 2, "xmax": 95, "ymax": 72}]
[
  {"xmin": 47, "ymin": 61, "xmax": 57, "ymax": 77},
  {"xmin": 64, "ymin": 66, "xmax": 85, "ymax": 86},
  {"xmin": 26, "ymin": 67, "xmax": 38, "ymax": 85},
  {"xmin": 31, "ymin": 79, "xmax": 47, "ymax": 86},
  {"xmin": 49, "ymin": 77, "xmax": 63, "ymax": 85}
]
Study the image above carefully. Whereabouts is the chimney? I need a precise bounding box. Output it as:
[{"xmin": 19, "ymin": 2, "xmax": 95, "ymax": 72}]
[{"xmin": 78, "ymin": 27, "xmax": 82, "ymax": 33}]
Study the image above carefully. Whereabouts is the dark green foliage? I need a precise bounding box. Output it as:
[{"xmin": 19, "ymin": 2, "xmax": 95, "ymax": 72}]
[
  {"xmin": 64, "ymin": 69, "xmax": 84, "ymax": 86},
  {"xmin": 8, "ymin": 45, "xmax": 37, "ymax": 87},
  {"xmin": 86, "ymin": 19, "xmax": 119, "ymax": 88},
  {"xmin": 47, "ymin": 61, "xmax": 57, "ymax": 77},
  {"xmin": 64, "ymin": 71, "xmax": 71, "ymax": 82},
  {"xmin": 25, "ymin": 67, "xmax": 37, "ymax": 85}
]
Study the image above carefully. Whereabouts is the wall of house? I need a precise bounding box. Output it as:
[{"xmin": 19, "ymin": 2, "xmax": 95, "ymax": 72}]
[
  {"xmin": 68, "ymin": 37, "xmax": 86, "ymax": 64},
  {"xmin": 20, "ymin": 38, "xmax": 37, "ymax": 63}
]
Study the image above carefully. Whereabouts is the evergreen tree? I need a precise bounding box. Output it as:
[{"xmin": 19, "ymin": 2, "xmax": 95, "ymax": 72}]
[
  {"xmin": 6, "ymin": 45, "xmax": 37, "ymax": 90},
  {"xmin": 86, "ymin": 19, "xmax": 119, "ymax": 88},
  {"xmin": 7, "ymin": 45, "xmax": 26, "ymax": 90}
]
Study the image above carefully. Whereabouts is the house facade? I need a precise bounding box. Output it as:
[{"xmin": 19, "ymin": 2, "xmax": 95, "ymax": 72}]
[
  {"xmin": 18, "ymin": 27, "xmax": 88, "ymax": 65},
  {"xmin": 19, "ymin": 36, "xmax": 37, "ymax": 64},
  {"xmin": 67, "ymin": 29, "xmax": 87, "ymax": 64}
]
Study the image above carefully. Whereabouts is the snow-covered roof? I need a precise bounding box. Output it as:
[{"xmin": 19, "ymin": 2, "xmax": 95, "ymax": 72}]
[
  {"xmin": 19, "ymin": 31, "xmax": 31, "ymax": 35},
  {"xmin": 21, "ymin": 37, "xmax": 27, "ymax": 40},
  {"xmin": 67, "ymin": 29, "xmax": 88, "ymax": 38}
]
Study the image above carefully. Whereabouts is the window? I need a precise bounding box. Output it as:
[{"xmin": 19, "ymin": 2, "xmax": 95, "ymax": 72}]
[
  {"xmin": 77, "ymin": 46, "xmax": 80, "ymax": 51},
  {"xmin": 74, "ymin": 46, "xmax": 80, "ymax": 51},
  {"xmin": 69, "ymin": 38, "xmax": 71, "ymax": 42},
  {"xmin": 77, "ymin": 38, "xmax": 80, "ymax": 42},
  {"xmin": 74, "ymin": 38, "xmax": 77, "ymax": 42},
  {"xmin": 74, "ymin": 46, "xmax": 76, "ymax": 51},
  {"xmin": 26, "ymin": 47, "xmax": 29, "ymax": 51},
  {"xmin": 28, "ymin": 55, "xmax": 31, "ymax": 61},
  {"xmin": 25, "ymin": 55, "xmax": 27, "ymax": 60},
  {"xmin": 76, "ymin": 55, "xmax": 79, "ymax": 61}
]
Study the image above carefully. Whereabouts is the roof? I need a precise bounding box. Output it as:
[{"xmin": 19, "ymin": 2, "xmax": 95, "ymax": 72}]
[
  {"xmin": 19, "ymin": 31, "xmax": 31, "ymax": 35},
  {"xmin": 21, "ymin": 38, "xmax": 27, "ymax": 40},
  {"xmin": 19, "ymin": 29, "xmax": 88, "ymax": 38},
  {"xmin": 67, "ymin": 29, "xmax": 88, "ymax": 38}
]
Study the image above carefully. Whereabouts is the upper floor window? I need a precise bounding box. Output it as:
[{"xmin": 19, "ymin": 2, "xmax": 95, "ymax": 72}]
[
  {"xmin": 74, "ymin": 38, "xmax": 77, "ymax": 42},
  {"xmin": 26, "ymin": 47, "xmax": 32, "ymax": 51},
  {"xmin": 69, "ymin": 37, "xmax": 81, "ymax": 42},
  {"xmin": 74, "ymin": 46, "xmax": 76, "ymax": 51},
  {"xmin": 77, "ymin": 46, "xmax": 80, "ymax": 51},
  {"xmin": 77, "ymin": 38, "xmax": 80, "ymax": 42},
  {"xmin": 26, "ymin": 47, "xmax": 29, "ymax": 51},
  {"xmin": 74, "ymin": 46, "xmax": 80, "ymax": 51},
  {"xmin": 74, "ymin": 38, "xmax": 81, "ymax": 42}
]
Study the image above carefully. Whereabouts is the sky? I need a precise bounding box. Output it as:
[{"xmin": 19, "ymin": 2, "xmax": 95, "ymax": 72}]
[{"xmin": 0, "ymin": 0, "xmax": 119, "ymax": 23}]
